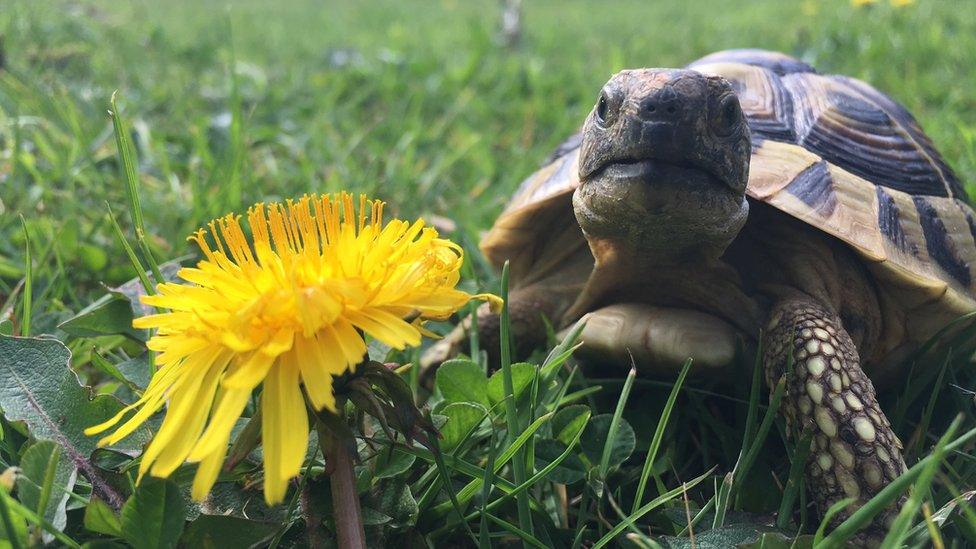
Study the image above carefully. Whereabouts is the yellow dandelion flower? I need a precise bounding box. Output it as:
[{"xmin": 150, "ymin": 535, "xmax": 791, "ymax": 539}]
[
  {"xmin": 851, "ymin": 0, "xmax": 878, "ymax": 6},
  {"xmin": 85, "ymin": 193, "xmax": 500, "ymax": 505}
]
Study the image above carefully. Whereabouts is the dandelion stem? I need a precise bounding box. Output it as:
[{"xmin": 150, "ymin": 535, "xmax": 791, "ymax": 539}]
[{"xmin": 316, "ymin": 414, "xmax": 366, "ymax": 549}]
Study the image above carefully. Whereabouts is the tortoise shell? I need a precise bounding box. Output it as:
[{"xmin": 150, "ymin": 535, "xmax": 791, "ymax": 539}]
[{"xmin": 482, "ymin": 49, "xmax": 976, "ymax": 345}]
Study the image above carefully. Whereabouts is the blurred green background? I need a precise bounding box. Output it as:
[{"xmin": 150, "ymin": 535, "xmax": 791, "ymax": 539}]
[{"xmin": 1, "ymin": 0, "xmax": 975, "ymax": 301}]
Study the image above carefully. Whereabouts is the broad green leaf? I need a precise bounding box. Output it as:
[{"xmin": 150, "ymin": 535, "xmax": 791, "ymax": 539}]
[
  {"xmin": 436, "ymin": 359, "xmax": 489, "ymax": 406},
  {"xmin": 533, "ymin": 439, "xmax": 586, "ymax": 484},
  {"xmin": 439, "ymin": 402, "xmax": 487, "ymax": 451},
  {"xmin": 373, "ymin": 447, "xmax": 417, "ymax": 480},
  {"xmin": 551, "ymin": 404, "xmax": 590, "ymax": 446},
  {"xmin": 59, "ymin": 295, "xmax": 142, "ymax": 340},
  {"xmin": 179, "ymin": 515, "xmax": 277, "ymax": 549},
  {"xmin": 371, "ymin": 479, "xmax": 418, "ymax": 529},
  {"xmin": 16, "ymin": 440, "xmax": 77, "ymax": 539},
  {"xmin": 84, "ymin": 498, "xmax": 122, "ymax": 537},
  {"xmin": 580, "ymin": 414, "xmax": 635, "ymax": 471},
  {"xmin": 487, "ymin": 362, "xmax": 535, "ymax": 405},
  {"xmin": 116, "ymin": 356, "xmax": 153, "ymax": 391},
  {"xmin": 121, "ymin": 478, "xmax": 187, "ymax": 549},
  {"xmin": 0, "ymin": 335, "xmax": 148, "ymax": 509}
]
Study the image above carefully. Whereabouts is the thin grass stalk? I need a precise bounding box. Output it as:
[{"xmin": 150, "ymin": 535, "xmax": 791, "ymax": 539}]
[
  {"xmin": 600, "ymin": 367, "xmax": 636, "ymax": 480},
  {"xmin": 108, "ymin": 93, "xmax": 165, "ymax": 287},
  {"xmin": 882, "ymin": 414, "xmax": 963, "ymax": 546},
  {"xmin": 498, "ymin": 261, "xmax": 533, "ymax": 540},
  {"xmin": 633, "ymin": 358, "xmax": 693, "ymax": 514},
  {"xmin": 18, "ymin": 217, "xmax": 31, "ymax": 337},
  {"xmin": 0, "ymin": 490, "xmax": 22, "ymax": 549}
]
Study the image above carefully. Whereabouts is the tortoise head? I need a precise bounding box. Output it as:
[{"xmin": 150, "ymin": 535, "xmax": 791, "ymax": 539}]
[{"xmin": 575, "ymin": 69, "xmax": 751, "ymax": 265}]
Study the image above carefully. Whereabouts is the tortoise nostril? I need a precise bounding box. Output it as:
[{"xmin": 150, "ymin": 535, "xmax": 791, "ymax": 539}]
[
  {"xmin": 667, "ymin": 106, "xmax": 676, "ymax": 114},
  {"xmin": 647, "ymin": 105, "xmax": 656, "ymax": 113}
]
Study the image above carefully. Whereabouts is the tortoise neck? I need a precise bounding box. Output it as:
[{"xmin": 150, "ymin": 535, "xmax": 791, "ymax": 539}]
[{"xmin": 566, "ymin": 237, "xmax": 763, "ymax": 334}]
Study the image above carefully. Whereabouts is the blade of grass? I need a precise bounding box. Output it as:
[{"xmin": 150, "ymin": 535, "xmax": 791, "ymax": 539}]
[
  {"xmin": 633, "ymin": 358, "xmax": 693, "ymax": 514},
  {"xmin": 776, "ymin": 430, "xmax": 814, "ymax": 530},
  {"xmin": 677, "ymin": 494, "xmax": 715, "ymax": 536},
  {"xmin": 910, "ymin": 352, "xmax": 951, "ymax": 458},
  {"xmin": 0, "ymin": 490, "xmax": 23, "ymax": 549},
  {"xmin": 600, "ymin": 367, "xmax": 636, "ymax": 479},
  {"xmin": 18, "ymin": 216, "xmax": 31, "ymax": 337},
  {"xmin": 813, "ymin": 497, "xmax": 857, "ymax": 545},
  {"xmin": 484, "ymin": 513, "xmax": 548, "ymax": 549},
  {"xmin": 711, "ymin": 472, "xmax": 734, "ymax": 530},
  {"xmin": 436, "ymin": 409, "xmax": 592, "ymax": 537},
  {"xmin": 730, "ymin": 377, "xmax": 785, "ymax": 498},
  {"xmin": 105, "ymin": 205, "xmax": 154, "ymax": 297},
  {"xmin": 882, "ymin": 414, "xmax": 963, "ymax": 546},
  {"xmin": 424, "ymin": 412, "xmax": 480, "ymax": 546},
  {"xmin": 34, "ymin": 444, "xmax": 60, "ymax": 531},
  {"xmin": 920, "ymin": 502, "xmax": 945, "ymax": 549},
  {"xmin": 427, "ymin": 411, "xmax": 555, "ymax": 516},
  {"xmin": 498, "ymin": 261, "xmax": 533, "ymax": 541},
  {"xmin": 108, "ymin": 92, "xmax": 164, "ymax": 287},
  {"xmin": 479, "ymin": 425, "xmax": 497, "ymax": 549}
]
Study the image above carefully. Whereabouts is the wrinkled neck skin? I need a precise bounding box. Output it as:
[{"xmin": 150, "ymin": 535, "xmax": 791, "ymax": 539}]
[{"xmin": 567, "ymin": 230, "xmax": 764, "ymax": 336}]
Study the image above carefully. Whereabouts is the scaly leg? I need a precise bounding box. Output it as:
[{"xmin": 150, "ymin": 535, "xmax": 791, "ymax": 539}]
[{"xmin": 763, "ymin": 297, "xmax": 906, "ymax": 545}]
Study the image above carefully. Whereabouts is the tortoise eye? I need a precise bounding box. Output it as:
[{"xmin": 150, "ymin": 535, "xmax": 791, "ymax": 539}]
[
  {"xmin": 596, "ymin": 93, "xmax": 610, "ymax": 124},
  {"xmin": 714, "ymin": 95, "xmax": 742, "ymax": 135}
]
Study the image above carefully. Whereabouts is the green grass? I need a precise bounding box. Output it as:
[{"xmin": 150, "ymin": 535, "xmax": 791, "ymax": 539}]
[{"xmin": 1, "ymin": 0, "xmax": 976, "ymax": 546}]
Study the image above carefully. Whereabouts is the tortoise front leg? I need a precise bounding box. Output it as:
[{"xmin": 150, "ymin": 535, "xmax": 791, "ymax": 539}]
[
  {"xmin": 574, "ymin": 303, "xmax": 738, "ymax": 374},
  {"xmin": 763, "ymin": 297, "xmax": 906, "ymax": 545}
]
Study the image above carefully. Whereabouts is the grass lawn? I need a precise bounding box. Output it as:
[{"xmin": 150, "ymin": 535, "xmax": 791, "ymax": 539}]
[{"xmin": 1, "ymin": 0, "xmax": 975, "ymax": 546}]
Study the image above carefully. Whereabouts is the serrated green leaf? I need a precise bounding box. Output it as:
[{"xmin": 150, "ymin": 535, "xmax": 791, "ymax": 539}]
[
  {"xmin": 121, "ymin": 478, "xmax": 187, "ymax": 549},
  {"xmin": 487, "ymin": 362, "xmax": 535, "ymax": 405},
  {"xmin": 16, "ymin": 440, "xmax": 76, "ymax": 539},
  {"xmin": 436, "ymin": 359, "xmax": 489, "ymax": 406},
  {"xmin": 0, "ymin": 335, "xmax": 147, "ymax": 509},
  {"xmin": 439, "ymin": 402, "xmax": 487, "ymax": 451},
  {"xmin": 83, "ymin": 498, "xmax": 122, "ymax": 537},
  {"xmin": 59, "ymin": 296, "xmax": 142, "ymax": 340},
  {"xmin": 580, "ymin": 414, "xmax": 635, "ymax": 471},
  {"xmin": 179, "ymin": 515, "xmax": 276, "ymax": 549}
]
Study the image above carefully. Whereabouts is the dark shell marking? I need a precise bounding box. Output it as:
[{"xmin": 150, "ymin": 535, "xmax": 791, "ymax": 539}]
[
  {"xmin": 876, "ymin": 187, "xmax": 918, "ymax": 258},
  {"xmin": 913, "ymin": 196, "xmax": 972, "ymax": 287},
  {"xmin": 785, "ymin": 161, "xmax": 836, "ymax": 217}
]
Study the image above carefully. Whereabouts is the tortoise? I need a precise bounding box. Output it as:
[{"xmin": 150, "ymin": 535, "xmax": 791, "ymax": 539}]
[{"xmin": 423, "ymin": 49, "xmax": 976, "ymax": 542}]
